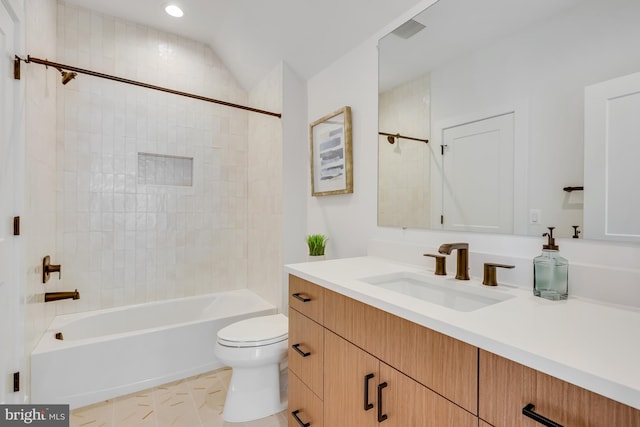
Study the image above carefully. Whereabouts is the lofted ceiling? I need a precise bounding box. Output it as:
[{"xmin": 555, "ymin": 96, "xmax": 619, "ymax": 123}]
[{"xmin": 62, "ymin": 0, "xmax": 425, "ymax": 90}]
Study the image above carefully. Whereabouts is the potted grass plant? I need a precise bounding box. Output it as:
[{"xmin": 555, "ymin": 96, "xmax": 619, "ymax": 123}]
[{"xmin": 306, "ymin": 234, "xmax": 328, "ymax": 260}]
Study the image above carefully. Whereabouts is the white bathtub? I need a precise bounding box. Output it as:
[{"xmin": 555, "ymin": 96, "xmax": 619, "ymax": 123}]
[{"xmin": 31, "ymin": 289, "xmax": 277, "ymax": 409}]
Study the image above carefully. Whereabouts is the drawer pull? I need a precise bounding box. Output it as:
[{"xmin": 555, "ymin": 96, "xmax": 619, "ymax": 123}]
[
  {"xmin": 377, "ymin": 382, "xmax": 388, "ymax": 422},
  {"xmin": 522, "ymin": 403, "xmax": 564, "ymax": 427},
  {"xmin": 292, "ymin": 293, "xmax": 311, "ymax": 302},
  {"xmin": 292, "ymin": 409, "xmax": 311, "ymax": 427},
  {"xmin": 364, "ymin": 373, "xmax": 374, "ymax": 410},
  {"xmin": 292, "ymin": 343, "xmax": 311, "ymax": 357}
]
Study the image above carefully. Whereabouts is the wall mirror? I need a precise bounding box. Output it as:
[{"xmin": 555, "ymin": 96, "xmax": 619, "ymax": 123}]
[{"xmin": 378, "ymin": 0, "xmax": 640, "ymax": 241}]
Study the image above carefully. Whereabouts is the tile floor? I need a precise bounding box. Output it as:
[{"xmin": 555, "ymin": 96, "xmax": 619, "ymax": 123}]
[{"xmin": 69, "ymin": 367, "xmax": 288, "ymax": 427}]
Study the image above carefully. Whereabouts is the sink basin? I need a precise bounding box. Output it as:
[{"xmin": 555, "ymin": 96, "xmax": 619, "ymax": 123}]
[{"xmin": 360, "ymin": 271, "xmax": 514, "ymax": 312}]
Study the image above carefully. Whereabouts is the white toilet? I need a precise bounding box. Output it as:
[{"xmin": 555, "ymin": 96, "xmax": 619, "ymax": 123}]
[{"xmin": 215, "ymin": 313, "xmax": 288, "ymax": 422}]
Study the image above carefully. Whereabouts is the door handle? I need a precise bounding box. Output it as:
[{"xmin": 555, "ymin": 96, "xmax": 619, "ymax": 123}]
[
  {"xmin": 292, "ymin": 343, "xmax": 311, "ymax": 357},
  {"xmin": 292, "ymin": 293, "xmax": 311, "ymax": 302},
  {"xmin": 377, "ymin": 382, "xmax": 388, "ymax": 422},
  {"xmin": 363, "ymin": 373, "xmax": 374, "ymax": 410},
  {"xmin": 522, "ymin": 403, "xmax": 564, "ymax": 427},
  {"xmin": 291, "ymin": 409, "xmax": 311, "ymax": 427}
]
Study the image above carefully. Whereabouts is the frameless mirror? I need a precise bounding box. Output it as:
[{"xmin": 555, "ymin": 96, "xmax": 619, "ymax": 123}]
[{"xmin": 378, "ymin": 0, "xmax": 640, "ymax": 240}]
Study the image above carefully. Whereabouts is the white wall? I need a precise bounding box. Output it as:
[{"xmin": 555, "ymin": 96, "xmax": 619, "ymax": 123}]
[
  {"xmin": 22, "ymin": 0, "xmax": 57, "ymax": 403},
  {"xmin": 247, "ymin": 63, "xmax": 283, "ymax": 308},
  {"xmin": 54, "ymin": 2, "xmax": 250, "ymax": 314},
  {"xmin": 306, "ymin": 0, "xmax": 640, "ymax": 308}
]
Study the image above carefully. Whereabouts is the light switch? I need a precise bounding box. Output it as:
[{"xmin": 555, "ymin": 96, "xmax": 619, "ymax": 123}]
[{"xmin": 529, "ymin": 209, "xmax": 541, "ymax": 224}]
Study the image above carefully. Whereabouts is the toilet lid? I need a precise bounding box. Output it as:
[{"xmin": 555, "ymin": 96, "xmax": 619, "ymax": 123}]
[{"xmin": 217, "ymin": 313, "xmax": 288, "ymax": 348}]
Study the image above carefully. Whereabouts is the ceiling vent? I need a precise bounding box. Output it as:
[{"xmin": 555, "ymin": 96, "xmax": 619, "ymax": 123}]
[{"xmin": 391, "ymin": 19, "xmax": 426, "ymax": 39}]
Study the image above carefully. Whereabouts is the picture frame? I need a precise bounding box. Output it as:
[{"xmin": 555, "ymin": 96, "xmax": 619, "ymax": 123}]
[{"xmin": 309, "ymin": 106, "xmax": 353, "ymax": 196}]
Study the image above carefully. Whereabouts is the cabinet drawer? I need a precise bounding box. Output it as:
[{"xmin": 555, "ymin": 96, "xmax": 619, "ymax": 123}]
[
  {"xmin": 289, "ymin": 371, "xmax": 323, "ymax": 427},
  {"xmin": 289, "ymin": 275, "xmax": 324, "ymax": 324},
  {"xmin": 288, "ymin": 308, "xmax": 324, "ymax": 398},
  {"xmin": 324, "ymin": 289, "xmax": 478, "ymax": 414},
  {"xmin": 479, "ymin": 350, "xmax": 640, "ymax": 427}
]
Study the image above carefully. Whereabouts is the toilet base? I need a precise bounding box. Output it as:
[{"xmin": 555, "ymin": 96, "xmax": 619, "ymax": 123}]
[{"xmin": 222, "ymin": 364, "xmax": 287, "ymax": 422}]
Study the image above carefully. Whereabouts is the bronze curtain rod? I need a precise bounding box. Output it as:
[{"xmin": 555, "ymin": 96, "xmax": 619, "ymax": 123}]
[
  {"xmin": 14, "ymin": 55, "xmax": 281, "ymax": 119},
  {"xmin": 379, "ymin": 132, "xmax": 429, "ymax": 143}
]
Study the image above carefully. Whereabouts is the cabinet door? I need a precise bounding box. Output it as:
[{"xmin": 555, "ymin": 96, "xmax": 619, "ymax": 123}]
[
  {"xmin": 288, "ymin": 308, "xmax": 324, "ymax": 398},
  {"xmin": 289, "ymin": 371, "xmax": 323, "ymax": 427},
  {"xmin": 479, "ymin": 350, "xmax": 536, "ymax": 427},
  {"xmin": 380, "ymin": 363, "xmax": 477, "ymax": 427},
  {"xmin": 534, "ymin": 370, "xmax": 640, "ymax": 427},
  {"xmin": 324, "ymin": 330, "xmax": 379, "ymax": 427},
  {"xmin": 480, "ymin": 350, "xmax": 640, "ymax": 427}
]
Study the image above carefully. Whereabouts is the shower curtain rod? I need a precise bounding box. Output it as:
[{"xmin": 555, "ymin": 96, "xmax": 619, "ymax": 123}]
[
  {"xmin": 14, "ymin": 55, "xmax": 282, "ymax": 119},
  {"xmin": 379, "ymin": 132, "xmax": 429, "ymax": 143}
]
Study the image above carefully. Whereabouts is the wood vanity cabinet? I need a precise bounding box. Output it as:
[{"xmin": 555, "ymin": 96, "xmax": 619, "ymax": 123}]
[
  {"xmin": 288, "ymin": 274, "xmax": 640, "ymax": 427},
  {"xmin": 479, "ymin": 350, "xmax": 640, "ymax": 427},
  {"xmin": 288, "ymin": 275, "xmax": 477, "ymax": 426}
]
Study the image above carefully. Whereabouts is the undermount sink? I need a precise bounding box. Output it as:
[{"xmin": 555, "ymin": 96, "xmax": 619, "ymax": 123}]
[{"xmin": 360, "ymin": 271, "xmax": 514, "ymax": 312}]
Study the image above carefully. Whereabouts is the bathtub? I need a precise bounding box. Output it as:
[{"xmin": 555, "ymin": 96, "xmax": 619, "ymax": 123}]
[{"xmin": 31, "ymin": 289, "xmax": 277, "ymax": 409}]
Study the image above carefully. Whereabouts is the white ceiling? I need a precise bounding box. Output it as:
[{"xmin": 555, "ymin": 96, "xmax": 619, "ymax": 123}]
[{"xmin": 62, "ymin": 0, "xmax": 425, "ymax": 90}]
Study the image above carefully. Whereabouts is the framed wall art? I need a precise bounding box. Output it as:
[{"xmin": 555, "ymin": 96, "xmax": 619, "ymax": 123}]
[{"xmin": 309, "ymin": 106, "xmax": 353, "ymax": 196}]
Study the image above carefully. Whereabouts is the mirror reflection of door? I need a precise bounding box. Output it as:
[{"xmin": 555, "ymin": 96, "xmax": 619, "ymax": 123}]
[
  {"xmin": 584, "ymin": 72, "xmax": 640, "ymax": 242},
  {"xmin": 441, "ymin": 113, "xmax": 514, "ymax": 233}
]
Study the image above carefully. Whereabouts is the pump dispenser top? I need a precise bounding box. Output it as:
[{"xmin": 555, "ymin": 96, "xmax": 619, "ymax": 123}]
[
  {"xmin": 542, "ymin": 227, "xmax": 559, "ymax": 250},
  {"xmin": 533, "ymin": 226, "xmax": 568, "ymax": 300}
]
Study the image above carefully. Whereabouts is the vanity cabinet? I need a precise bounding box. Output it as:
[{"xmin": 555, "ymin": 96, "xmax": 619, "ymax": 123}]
[
  {"xmin": 288, "ymin": 273, "xmax": 640, "ymax": 427},
  {"xmin": 288, "ymin": 276, "xmax": 325, "ymax": 427},
  {"xmin": 479, "ymin": 350, "xmax": 640, "ymax": 427},
  {"xmin": 288, "ymin": 274, "xmax": 477, "ymax": 426},
  {"xmin": 324, "ymin": 329, "xmax": 476, "ymax": 426}
]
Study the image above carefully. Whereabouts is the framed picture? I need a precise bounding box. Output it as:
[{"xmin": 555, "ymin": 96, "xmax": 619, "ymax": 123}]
[{"xmin": 310, "ymin": 106, "xmax": 353, "ymax": 196}]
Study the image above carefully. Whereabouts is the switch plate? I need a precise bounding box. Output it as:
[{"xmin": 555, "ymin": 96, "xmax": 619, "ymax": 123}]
[{"xmin": 529, "ymin": 209, "xmax": 541, "ymax": 224}]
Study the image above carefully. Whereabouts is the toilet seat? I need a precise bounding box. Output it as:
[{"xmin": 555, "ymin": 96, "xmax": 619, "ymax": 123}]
[{"xmin": 217, "ymin": 313, "xmax": 288, "ymax": 348}]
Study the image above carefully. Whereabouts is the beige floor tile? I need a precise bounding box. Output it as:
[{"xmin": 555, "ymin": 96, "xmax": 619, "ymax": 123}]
[
  {"xmin": 114, "ymin": 391, "xmax": 157, "ymax": 427},
  {"xmin": 70, "ymin": 400, "xmax": 114, "ymax": 427},
  {"xmin": 70, "ymin": 368, "xmax": 286, "ymax": 427}
]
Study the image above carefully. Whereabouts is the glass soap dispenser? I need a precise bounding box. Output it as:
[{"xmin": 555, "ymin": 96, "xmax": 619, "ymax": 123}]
[{"xmin": 533, "ymin": 226, "xmax": 568, "ymax": 300}]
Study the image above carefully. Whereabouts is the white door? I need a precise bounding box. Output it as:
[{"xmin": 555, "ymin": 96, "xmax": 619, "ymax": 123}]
[
  {"xmin": 0, "ymin": 1, "xmax": 19, "ymax": 404},
  {"xmin": 584, "ymin": 73, "xmax": 640, "ymax": 242},
  {"xmin": 441, "ymin": 113, "xmax": 514, "ymax": 233}
]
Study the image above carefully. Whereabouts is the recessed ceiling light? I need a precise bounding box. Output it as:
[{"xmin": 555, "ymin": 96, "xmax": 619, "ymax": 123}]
[{"xmin": 165, "ymin": 4, "xmax": 184, "ymax": 18}]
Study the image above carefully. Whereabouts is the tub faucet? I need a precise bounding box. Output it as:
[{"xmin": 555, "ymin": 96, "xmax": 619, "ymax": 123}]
[
  {"xmin": 438, "ymin": 243, "xmax": 469, "ymax": 280},
  {"xmin": 45, "ymin": 289, "xmax": 80, "ymax": 303}
]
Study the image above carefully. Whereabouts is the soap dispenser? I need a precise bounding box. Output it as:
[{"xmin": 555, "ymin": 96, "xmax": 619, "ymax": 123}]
[{"xmin": 533, "ymin": 227, "xmax": 568, "ymax": 300}]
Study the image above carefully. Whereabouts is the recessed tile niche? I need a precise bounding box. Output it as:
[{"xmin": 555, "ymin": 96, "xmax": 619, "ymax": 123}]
[{"xmin": 137, "ymin": 153, "xmax": 193, "ymax": 187}]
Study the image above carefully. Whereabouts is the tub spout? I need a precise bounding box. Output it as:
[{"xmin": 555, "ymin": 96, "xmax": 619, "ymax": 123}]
[{"xmin": 45, "ymin": 289, "xmax": 80, "ymax": 302}]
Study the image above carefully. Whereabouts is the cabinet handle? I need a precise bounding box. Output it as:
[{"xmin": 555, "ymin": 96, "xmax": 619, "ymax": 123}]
[
  {"xmin": 291, "ymin": 409, "xmax": 311, "ymax": 427},
  {"xmin": 377, "ymin": 382, "xmax": 388, "ymax": 422},
  {"xmin": 292, "ymin": 343, "xmax": 311, "ymax": 357},
  {"xmin": 292, "ymin": 293, "xmax": 311, "ymax": 302},
  {"xmin": 363, "ymin": 373, "xmax": 374, "ymax": 410},
  {"xmin": 522, "ymin": 403, "xmax": 564, "ymax": 427}
]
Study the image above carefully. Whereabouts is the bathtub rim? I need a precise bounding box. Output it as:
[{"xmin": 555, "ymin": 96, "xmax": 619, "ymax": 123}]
[{"xmin": 33, "ymin": 288, "xmax": 277, "ymax": 354}]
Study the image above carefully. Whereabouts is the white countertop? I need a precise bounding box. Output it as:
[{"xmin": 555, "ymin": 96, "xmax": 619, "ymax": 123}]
[{"xmin": 285, "ymin": 256, "xmax": 640, "ymax": 410}]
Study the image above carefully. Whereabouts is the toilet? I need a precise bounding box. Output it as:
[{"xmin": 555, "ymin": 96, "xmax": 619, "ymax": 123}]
[{"xmin": 215, "ymin": 313, "xmax": 288, "ymax": 422}]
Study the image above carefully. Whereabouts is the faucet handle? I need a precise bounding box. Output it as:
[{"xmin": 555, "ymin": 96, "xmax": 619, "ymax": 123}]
[
  {"xmin": 482, "ymin": 263, "xmax": 515, "ymax": 286},
  {"xmin": 423, "ymin": 254, "xmax": 447, "ymax": 276}
]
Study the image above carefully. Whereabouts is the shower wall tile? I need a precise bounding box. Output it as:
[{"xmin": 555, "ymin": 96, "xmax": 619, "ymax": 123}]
[{"xmin": 55, "ymin": 1, "xmax": 249, "ymax": 314}]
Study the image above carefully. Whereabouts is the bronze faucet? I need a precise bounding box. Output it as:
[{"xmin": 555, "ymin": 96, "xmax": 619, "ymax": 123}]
[
  {"xmin": 45, "ymin": 289, "xmax": 80, "ymax": 302},
  {"xmin": 438, "ymin": 243, "xmax": 469, "ymax": 280},
  {"xmin": 482, "ymin": 263, "xmax": 515, "ymax": 286}
]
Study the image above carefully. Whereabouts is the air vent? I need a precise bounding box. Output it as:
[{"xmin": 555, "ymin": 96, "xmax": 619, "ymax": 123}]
[{"xmin": 391, "ymin": 19, "xmax": 426, "ymax": 39}]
